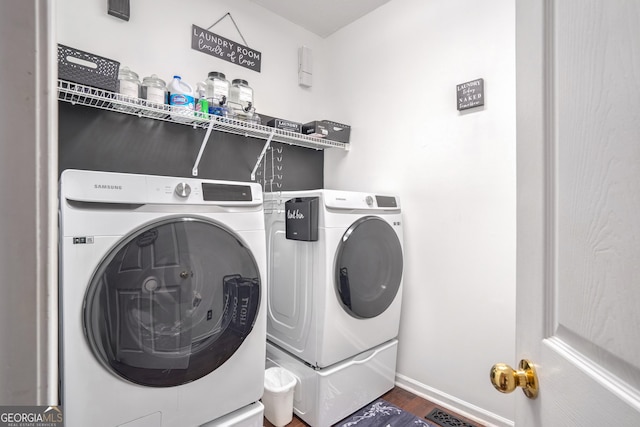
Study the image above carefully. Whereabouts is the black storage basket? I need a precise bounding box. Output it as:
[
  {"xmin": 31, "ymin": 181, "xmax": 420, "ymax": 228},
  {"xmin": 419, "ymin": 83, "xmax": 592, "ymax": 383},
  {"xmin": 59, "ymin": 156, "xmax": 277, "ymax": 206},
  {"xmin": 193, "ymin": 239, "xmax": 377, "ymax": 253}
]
[
  {"xmin": 285, "ymin": 197, "xmax": 319, "ymax": 241},
  {"xmin": 57, "ymin": 44, "xmax": 120, "ymax": 92}
]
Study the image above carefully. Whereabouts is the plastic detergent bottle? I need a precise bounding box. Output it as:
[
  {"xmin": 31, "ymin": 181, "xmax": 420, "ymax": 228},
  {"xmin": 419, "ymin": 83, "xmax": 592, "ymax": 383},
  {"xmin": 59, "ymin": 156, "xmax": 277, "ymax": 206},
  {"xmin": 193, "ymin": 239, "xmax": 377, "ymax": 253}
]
[
  {"xmin": 195, "ymin": 81, "xmax": 209, "ymax": 118},
  {"xmin": 167, "ymin": 75, "xmax": 195, "ymax": 123}
]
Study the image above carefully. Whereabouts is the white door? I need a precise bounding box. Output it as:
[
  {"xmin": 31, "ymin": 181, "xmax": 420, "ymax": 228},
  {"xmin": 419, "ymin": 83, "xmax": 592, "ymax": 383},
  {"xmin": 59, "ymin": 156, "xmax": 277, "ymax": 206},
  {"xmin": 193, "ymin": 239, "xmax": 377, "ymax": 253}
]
[{"xmin": 513, "ymin": 0, "xmax": 640, "ymax": 425}]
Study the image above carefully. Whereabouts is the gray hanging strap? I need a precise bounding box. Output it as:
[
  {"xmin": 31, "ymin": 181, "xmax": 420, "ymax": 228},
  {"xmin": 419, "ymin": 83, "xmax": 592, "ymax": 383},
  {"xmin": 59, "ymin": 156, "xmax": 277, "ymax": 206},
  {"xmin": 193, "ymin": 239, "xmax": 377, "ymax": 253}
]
[{"xmin": 207, "ymin": 12, "xmax": 250, "ymax": 47}]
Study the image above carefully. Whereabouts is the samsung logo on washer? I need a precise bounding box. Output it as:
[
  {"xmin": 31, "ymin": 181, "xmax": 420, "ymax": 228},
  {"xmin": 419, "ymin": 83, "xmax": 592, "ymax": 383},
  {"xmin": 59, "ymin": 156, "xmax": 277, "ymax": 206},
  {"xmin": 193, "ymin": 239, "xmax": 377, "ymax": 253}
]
[{"xmin": 94, "ymin": 184, "xmax": 123, "ymax": 190}]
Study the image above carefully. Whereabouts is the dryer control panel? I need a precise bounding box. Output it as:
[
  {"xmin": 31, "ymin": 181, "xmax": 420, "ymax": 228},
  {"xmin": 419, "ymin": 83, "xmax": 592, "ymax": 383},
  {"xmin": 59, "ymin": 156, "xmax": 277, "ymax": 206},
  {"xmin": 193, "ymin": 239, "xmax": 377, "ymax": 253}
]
[{"xmin": 323, "ymin": 190, "xmax": 400, "ymax": 211}]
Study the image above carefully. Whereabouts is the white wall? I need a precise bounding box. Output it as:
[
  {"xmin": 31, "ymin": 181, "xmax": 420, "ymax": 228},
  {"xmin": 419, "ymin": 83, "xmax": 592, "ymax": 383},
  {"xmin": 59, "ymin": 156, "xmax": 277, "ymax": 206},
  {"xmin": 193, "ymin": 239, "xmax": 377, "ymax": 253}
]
[
  {"xmin": 57, "ymin": 0, "xmax": 326, "ymax": 123},
  {"xmin": 57, "ymin": 0, "xmax": 516, "ymax": 424},
  {"xmin": 321, "ymin": 0, "xmax": 516, "ymax": 424}
]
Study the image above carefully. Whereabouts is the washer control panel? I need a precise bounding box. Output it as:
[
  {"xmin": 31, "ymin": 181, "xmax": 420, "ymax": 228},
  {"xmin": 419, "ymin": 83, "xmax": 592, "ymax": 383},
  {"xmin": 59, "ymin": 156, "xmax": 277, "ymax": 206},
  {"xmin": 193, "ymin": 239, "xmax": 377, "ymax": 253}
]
[{"xmin": 61, "ymin": 170, "xmax": 262, "ymax": 206}]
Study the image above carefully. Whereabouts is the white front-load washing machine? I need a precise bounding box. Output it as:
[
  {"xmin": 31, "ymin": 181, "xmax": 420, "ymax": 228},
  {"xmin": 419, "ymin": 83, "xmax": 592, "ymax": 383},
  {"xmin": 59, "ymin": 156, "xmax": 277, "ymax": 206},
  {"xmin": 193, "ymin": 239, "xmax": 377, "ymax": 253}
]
[
  {"xmin": 264, "ymin": 189, "xmax": 404, "ymax": 427},
  {"xmin": 59, "ymin": 170, "xmax": 267, "ymax": 427}
]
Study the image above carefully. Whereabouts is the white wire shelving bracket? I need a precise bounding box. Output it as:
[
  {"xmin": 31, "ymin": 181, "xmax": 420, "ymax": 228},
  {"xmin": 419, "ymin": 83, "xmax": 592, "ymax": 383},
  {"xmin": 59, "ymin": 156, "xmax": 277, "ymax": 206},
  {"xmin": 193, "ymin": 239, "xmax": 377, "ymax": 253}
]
[
  {"xmin": 57, "ymin": 80, "xmax": 350, "ymax": 176},
  {"xmin": 250, "ymin": 130, "xmax": 275, "ymax": 181},
  {"xmin": 192, "ymin": 119, "xmax": 214, "ymax": 177}
]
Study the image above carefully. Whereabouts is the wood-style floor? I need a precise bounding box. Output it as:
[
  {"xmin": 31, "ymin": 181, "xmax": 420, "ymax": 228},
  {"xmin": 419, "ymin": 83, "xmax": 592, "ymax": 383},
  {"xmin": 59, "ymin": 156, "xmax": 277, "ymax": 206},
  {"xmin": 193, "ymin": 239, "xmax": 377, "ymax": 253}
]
[{"xmin": 263, "ymin": 386, "xmax": 484, "ymax": 427}]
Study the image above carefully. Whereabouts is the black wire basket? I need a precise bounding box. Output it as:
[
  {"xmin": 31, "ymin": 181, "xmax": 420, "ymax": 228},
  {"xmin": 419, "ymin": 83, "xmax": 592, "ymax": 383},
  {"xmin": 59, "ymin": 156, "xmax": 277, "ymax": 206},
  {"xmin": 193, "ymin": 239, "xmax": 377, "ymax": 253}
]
[{"xmin": 57, "ymin": 44, "xmax": 120, "ymax": 92}]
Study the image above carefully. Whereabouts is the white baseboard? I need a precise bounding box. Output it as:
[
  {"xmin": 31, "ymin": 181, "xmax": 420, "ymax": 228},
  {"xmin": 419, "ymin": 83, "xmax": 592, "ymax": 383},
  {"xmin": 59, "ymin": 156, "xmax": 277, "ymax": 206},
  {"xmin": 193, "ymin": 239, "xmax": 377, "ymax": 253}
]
[{"xmin": 394, "ymin": 374, "xmax": 514, "ymax": 427}]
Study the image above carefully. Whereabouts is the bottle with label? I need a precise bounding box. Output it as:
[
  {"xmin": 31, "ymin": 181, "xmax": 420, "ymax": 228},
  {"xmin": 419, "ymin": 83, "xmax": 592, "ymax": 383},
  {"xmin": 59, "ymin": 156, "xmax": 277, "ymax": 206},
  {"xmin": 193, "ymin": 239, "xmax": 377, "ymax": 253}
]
[
  {"xmin": 116, "ymin": 66, "xmax": 141, "ymax": 112},
  {"xmin": 228, "ymin": 79, "xmax": 254, "ymax": 120},
  {"xmin": 195, "ymin": 82, "xmax": 209, "ymax": 119},
  {"xmin": 205, "ymin": 72, "xmax": 230, "ymax": 116},
  {"xmin": 167, "ymin": 75, "xmax": 195, "ymax": 123}
]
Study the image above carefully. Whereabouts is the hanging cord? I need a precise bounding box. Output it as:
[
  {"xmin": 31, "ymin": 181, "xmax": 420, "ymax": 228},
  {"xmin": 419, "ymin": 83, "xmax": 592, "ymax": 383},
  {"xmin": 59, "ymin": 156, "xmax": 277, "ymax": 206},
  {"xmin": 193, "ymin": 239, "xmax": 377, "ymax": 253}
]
[{"xmin": 207, "ymin": 12, "xmax": 250, "ymax": 47}]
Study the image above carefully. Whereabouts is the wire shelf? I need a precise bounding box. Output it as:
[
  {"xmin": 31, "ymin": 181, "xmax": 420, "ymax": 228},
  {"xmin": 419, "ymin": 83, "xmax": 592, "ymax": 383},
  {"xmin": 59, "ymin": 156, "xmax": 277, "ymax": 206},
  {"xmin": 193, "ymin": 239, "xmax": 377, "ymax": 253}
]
[{"xmin": 57, "ymin": 80, "xmax": 349, "ymax": 151}]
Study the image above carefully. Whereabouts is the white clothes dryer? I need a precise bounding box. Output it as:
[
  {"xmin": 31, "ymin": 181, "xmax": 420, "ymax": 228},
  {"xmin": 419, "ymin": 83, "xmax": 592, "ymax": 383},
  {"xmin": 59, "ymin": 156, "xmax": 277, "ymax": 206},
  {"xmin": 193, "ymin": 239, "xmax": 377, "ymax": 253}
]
[
  {"xmin": 264, "ymin": 189, "xmax": 404, "ymax": 426},
  {"xmin": 59, "ymin": 170, "xmax": 267, "ymax": 427},
  {"xmin": 265, "ymin": 189, "xmax": 404, "ymax": 368}
]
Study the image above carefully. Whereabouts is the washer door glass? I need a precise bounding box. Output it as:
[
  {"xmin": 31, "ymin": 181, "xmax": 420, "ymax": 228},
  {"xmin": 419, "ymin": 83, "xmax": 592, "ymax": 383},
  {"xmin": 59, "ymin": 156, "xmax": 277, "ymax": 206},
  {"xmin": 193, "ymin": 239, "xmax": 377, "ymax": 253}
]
[
  {"xmin": 335, "ymin": 216, "xmax": 403, "ymax": 318},
  {"xmin": 83, "ymin": 217, "xmax": 261, "ymax": 387}
]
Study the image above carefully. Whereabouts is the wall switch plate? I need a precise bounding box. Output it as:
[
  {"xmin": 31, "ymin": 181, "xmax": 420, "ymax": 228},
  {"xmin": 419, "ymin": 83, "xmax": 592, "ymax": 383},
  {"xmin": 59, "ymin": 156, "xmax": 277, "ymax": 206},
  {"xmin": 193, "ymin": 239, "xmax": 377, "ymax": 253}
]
[{"xmin": 299, "ymin": 71, "xmax": 312, "ymax": 87}]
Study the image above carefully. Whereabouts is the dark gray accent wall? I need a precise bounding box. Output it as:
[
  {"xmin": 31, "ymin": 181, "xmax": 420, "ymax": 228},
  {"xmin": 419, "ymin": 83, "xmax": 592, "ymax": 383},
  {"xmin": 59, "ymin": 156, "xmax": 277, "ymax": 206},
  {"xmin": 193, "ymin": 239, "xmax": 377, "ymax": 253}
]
[{"xmin": 58, "ymin": 101, "xmax": 323, "ymax": 190}]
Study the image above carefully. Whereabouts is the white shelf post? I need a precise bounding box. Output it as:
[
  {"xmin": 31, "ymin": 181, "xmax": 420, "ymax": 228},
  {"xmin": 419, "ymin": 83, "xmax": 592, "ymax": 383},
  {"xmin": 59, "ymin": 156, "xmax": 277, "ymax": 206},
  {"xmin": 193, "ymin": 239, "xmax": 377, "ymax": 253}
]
[
  {"xmin": 251, "ymin": 130, "xmax": 275, "ymax": 181},
  {"xmin": 192, "ymin": 119, "xmax": 215, "ymax": 176}
]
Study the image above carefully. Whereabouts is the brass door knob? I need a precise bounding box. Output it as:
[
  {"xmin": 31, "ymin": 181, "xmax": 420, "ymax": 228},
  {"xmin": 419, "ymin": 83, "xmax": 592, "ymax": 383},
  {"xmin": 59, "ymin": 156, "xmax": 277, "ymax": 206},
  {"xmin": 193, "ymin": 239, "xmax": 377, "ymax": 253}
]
[{"xmin": 490, "ymin": 359, "xmax": 539, "ymax": 399}]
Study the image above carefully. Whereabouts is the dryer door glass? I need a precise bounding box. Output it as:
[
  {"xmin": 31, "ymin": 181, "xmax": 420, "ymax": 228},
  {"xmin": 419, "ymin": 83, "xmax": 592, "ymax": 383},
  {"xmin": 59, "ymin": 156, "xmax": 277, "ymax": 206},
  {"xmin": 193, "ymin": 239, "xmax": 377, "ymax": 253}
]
[
  {"xmin": 83, "ymin": 217, "xmax": 261, "ymax": 387},
  {"xmin": 334, "ymin": 216, "xmax": 403, "ymax": 318}
]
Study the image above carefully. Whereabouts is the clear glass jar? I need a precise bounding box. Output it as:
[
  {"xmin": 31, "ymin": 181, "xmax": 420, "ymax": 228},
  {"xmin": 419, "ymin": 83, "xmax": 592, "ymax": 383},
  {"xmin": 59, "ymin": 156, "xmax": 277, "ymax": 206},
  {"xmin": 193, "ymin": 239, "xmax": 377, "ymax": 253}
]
[
  {"xmin": 205, "ymin": 72, "xmax": 230, "ymax": 106},
  {"xmin": 228, "ymin": 79, "xmax": 254, "ymax": 117},
  {"xmin": 116, "ymin": 66, "xmax": 140, "ymax": 112},
  {"xmin": 117, "ymin": 66, "xmax": 140, "ymax": 98},
  {"xmin": 141, "ymin": 74, "xmax": 167, "ymax": 105}
]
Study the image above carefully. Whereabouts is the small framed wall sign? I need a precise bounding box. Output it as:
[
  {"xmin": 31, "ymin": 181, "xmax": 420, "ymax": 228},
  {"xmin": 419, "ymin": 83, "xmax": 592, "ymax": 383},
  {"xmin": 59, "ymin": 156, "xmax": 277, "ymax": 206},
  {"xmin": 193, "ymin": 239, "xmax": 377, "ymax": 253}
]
[{"xmin": 457, "ymin": 78, "xmax": 484, "ymax": 111}]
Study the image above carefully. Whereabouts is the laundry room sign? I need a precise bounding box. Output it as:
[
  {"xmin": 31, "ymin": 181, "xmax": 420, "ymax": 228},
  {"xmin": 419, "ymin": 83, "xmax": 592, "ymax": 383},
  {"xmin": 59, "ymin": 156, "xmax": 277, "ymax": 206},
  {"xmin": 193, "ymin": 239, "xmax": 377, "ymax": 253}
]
[
  {"xmin": 191, "ymin": 25, "xmax": 262, "ymax": 72},
  {"xmin": 456, "ymin": 78, "xmax": 484, "ymax": 110}
]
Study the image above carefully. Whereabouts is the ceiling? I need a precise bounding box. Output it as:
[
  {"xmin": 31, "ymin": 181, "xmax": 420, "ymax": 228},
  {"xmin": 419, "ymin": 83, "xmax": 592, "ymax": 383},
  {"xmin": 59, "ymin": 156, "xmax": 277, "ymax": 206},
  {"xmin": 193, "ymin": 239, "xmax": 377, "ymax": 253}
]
[{"xmin": 247, "ymin": 0, "xmax": 391, "ymax": 38}]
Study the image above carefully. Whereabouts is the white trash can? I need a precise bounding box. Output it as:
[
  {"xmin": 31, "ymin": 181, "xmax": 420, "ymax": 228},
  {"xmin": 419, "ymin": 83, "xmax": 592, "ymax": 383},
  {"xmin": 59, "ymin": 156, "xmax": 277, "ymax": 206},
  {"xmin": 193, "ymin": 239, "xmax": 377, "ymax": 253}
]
[{"xmin": 262, "ymin": 367, "xmax": 297, "ymax": 427}]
